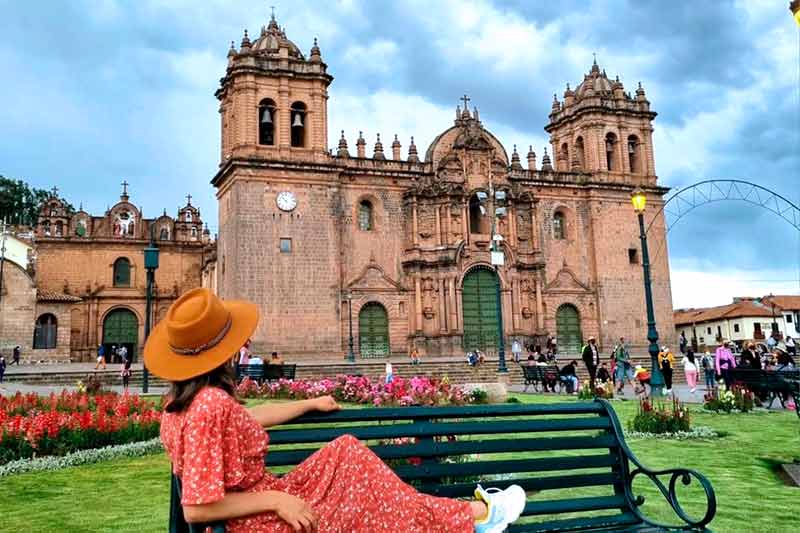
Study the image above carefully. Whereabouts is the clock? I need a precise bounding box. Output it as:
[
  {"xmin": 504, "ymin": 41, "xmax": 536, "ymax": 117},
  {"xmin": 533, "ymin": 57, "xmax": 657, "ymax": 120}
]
[{"xmin": 276, "ymin": 191, "xmax": 297, "ymax": 212}]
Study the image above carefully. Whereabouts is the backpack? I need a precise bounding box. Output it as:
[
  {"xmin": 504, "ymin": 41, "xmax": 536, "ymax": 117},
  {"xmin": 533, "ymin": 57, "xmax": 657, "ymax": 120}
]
[{"xmin": 701, "ymin": 355, "xmax": 711, "ymax": 370}]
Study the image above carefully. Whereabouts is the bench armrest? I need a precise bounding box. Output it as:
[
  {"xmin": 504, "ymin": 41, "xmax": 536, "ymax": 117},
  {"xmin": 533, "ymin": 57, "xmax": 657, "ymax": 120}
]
[{"xmin": 627, "ymin": 465, "xmax": 717, "ymax": 530}]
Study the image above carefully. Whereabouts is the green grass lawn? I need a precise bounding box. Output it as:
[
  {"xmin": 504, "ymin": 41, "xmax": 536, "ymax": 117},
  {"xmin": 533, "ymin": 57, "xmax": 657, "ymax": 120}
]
[{"xmin": 0, "ymin": 395, "xmax": 796, "ymax": 532}]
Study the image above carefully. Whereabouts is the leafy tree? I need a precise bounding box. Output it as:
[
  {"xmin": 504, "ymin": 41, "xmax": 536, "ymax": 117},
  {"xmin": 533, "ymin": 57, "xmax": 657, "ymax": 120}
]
[{"xmin": 0, "ymin": 175, "xmax": 74, "ymax": 226}]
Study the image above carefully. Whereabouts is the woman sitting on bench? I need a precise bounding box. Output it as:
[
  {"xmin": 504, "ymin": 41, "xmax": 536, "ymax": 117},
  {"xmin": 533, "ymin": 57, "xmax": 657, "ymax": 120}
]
[{"xmin": 146, "ymin": 288, "xmax": 526, "ymax": 533}]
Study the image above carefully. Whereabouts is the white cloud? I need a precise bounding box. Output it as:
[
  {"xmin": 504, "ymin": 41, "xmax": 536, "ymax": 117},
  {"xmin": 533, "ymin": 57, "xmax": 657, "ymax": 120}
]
[{"xmin": 342, "ymin": 40, "xmax": 398, "ymax": 74}]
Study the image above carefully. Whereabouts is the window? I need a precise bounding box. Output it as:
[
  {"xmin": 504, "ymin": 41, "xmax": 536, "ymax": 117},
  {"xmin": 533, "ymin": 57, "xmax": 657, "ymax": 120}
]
[
  {"xmin": 560, "ymin": 143, "xmax": 569, "ymax": 169},
  {"xmin": 191, "ymin": 226, "xmax": 198, "ymax": 239},
  {"xmin": 734, "ymin": 324, "xmax": 740, "ymax": 333},
  {"xmin": 159, "ymin": 227, "xmax": 169, "ymax": 240},
  {"xmin": 716, "ymin": 326, "xmax": 722, "ymax": 339},
  {"xmin": 605, "ymin": 133, "xmax": 617, "ymax": 171},
  {"xmin": 706, "ymin": 327, "xmax": 712, "ymax": 335},
  {"xmin": 575, "ymin": 136, "xmax": 585, "ymax": 170},
  {"xmin": 290, "ymin": 102, "xmax": 306, "ymax": 147},
  {"xmin": 258, "ymin": 98, "xmax": 276, "ymax": 146},
  {"xmin": 279, "ymin": 238, "xmax": 292, "ymax": 253},
  {"xmin": 113, "ymin": 258, "xmax": 131, "ymax": 287},
  {"xmin": 33, "ymin": 314, "xmax": 57, "ymax": 349},
  {"xmin": 469, "ymin": 194, "xmax": 484, "ymax": 233},
  {"xmin": 628, "ymin": 248, "xmax": 639, "ymax": 264},
  {"xmin": 358, "ymin": 200, "xmax": 373, "ymax": 231},
  {"xmin": 553, "ymin": 211, "xmax": 565, "ymax": 240},
  {"xmin": 627, "ymin": 135, "xmax": 640, "ymax": 173},
  {"xmin": 787, "ymin": 314, "xmax": 793, "ymax": 323}
]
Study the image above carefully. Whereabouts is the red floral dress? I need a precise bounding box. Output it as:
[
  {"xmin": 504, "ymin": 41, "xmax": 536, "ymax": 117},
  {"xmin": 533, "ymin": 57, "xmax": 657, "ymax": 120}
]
[{"xmin": 160, "ymin": 387, "xmax": 474, "ymax": 532}]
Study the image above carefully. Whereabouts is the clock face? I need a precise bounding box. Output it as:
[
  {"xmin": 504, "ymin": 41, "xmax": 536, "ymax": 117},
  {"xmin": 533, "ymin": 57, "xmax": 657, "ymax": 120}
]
[{"xmin": 276, "ymin": 191, "xmax": 297, "ymax": 212}]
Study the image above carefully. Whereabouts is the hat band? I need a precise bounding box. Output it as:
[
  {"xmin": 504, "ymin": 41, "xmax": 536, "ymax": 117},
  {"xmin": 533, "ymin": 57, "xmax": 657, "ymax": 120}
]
[{"xmin": 169, "ymin": 315, "xmax": 233, "ymax": 356}]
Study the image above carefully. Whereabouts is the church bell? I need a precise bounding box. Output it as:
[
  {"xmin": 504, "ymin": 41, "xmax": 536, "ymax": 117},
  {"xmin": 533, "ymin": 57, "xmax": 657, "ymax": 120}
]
[
  {"xmin": 292, "ymin": 113, "xmax": 304, "ymax": 128},
  {"xmin": 261, "ymin": 108, "xmax": 272, "ymax": 124}
]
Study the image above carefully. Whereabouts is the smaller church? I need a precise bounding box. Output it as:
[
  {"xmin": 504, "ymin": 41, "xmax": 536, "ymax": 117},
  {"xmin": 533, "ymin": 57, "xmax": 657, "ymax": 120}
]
[{"xmin": 0, "ymin": 184, "xmax": 213, "ymax": 362}]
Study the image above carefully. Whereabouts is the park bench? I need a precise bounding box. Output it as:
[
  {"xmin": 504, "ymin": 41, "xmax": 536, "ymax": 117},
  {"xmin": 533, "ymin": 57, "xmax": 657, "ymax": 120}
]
[
  {"xmin": 729, "ymin": 368, "xmax": 800, "ymax": 417},
  {"xmin": 236, "ymin": 363, "xmax": 297, "ymax": 384},
  {"xmin": 169, "ymin": 401, "xmax": 716, "ymax": 532},
  {"xmin": 522, "ymin": 365, "xmax": 561, "ymax": 393}
]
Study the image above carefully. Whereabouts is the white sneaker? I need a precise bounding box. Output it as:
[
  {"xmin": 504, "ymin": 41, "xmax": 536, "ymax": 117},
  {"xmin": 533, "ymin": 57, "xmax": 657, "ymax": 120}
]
[{"xmin": 474, "ymin": 484, "xmax": 526, "ymax": 533}]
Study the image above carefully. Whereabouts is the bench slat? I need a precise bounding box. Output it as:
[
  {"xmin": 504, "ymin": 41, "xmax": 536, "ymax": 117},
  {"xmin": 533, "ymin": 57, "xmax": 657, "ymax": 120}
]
[
  {"xmin": 420, "ymin": 473, "xmax": 621, "ymax": 498},
  {"xmin": 392, "ymin": 454, "xmax": 618, "ymax": 480},
  {"xmin": 508, "ymin": 512, "xmax": 641, "ymax": 533},
  {"xmin": 266, "ymin": 434, "xmax": 618, "ymax": 466},
  {"xmin": 282, "ymin": 402, "xmax": 606, "ymax": 424},
  {"xmin": 523, "ymin": 495, "xmax": 627, "ymax": 516},
  {"xmin": 267, "ymin": 417, "xmax": 612, "ymax": 444}
]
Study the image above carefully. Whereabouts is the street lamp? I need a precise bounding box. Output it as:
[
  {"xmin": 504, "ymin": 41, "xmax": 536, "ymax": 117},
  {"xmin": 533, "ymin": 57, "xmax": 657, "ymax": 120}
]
[
  {"xmin": 631, "ymin": 188, "xmax": 664, "ymax": 396},
  {"xmin": 142, "ymin": 227, "xmax": 160, "ymax": 393},
  {"xmin": 0, "ymin": 219, "xmax": 8, "ymax": 306},
  {"xmin": 346, "ymin": 293, "xmax": 355, "ymax": 363}
]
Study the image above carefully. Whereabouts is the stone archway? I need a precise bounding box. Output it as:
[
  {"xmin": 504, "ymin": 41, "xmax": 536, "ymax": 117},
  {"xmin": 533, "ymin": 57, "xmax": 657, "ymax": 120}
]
[
  {"xmin": 461, "ymin": 267, "xmax": 499, "ymax": 352},
  {"xmin": 358, "ymin": 302, "xmax": 389, "ymax": 358},
  {"xmin": 556, "ymin": 304, "xmax": 582, "ymax": 357},
  {"xmin": 102, "ymin": 308, "xmax": 139, "ymax": 362}
]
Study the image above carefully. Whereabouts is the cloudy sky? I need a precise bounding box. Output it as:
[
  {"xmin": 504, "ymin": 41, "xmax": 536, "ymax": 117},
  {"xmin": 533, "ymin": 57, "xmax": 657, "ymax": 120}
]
[{"xmin": 1, "ymin": 0, "xmax": 798, "ymax": 309}]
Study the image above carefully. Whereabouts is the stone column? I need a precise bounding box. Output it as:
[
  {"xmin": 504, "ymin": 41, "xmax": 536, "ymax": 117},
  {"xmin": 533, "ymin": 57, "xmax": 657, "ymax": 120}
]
[
  {"xmin": 535, "ymin": 275, "xmax": 544, "ymax": 330},
  {"xmin": 438, "ymin": 278, "xmax": 447, "ymax": 333},
  {"xmin": 462, "ymin": 204, "xmax": 469, "ymax": 244},
  {"xmin": 444, "ymin": 202, "xmax": 451, "ymax": 246},
  {"xmin": 414, "ymin": 276, "xmax": 423, "ymax": 333},
  {"xmin": 434, "ymin": 204, "xmax": 442, "ymax": 246},
  {"xmin": 449, "ymin": 276, "xmax": 459, "ymax": 332},
  {"xmin": 530, "ymin": 200, "xmax": 540, "ymax": 250},
  {"xmin": 512, "ymin": 277, "xmax": 521, "ymax": 332},
  {"xmin": 278, "ymin": 80, "xmax": 290, "ymax": 149},
  {"xmin": 509, "ymin": 203, "xmax": 517, "ymax": 246},
  {"xmin": 411, "ymin": 198, "xmax": 419, "ymax": 248}
]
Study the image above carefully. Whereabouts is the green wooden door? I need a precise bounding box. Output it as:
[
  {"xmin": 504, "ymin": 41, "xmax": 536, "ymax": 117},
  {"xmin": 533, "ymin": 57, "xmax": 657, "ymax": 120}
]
[
  {"xmin": 556, "ymin": 304, "xmax": 582, "ymax": 357},
  {"xmin": 461, "ymin": 268, "xmax": 499, "ymax": 352},
  {"xmin": 102, "ymin": 309, "xmax": 139, "ymax": 361},
  {"xmin": 359, "ymin": 303, "xmax": 389, "ymax": 358}
]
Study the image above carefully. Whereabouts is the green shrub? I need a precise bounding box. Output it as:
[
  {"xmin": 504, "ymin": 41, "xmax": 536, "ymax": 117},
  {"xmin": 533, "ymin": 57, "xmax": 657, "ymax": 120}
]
[{"xmin": 628, "ymin": 397, "xmax": 691, "ymax": 434}]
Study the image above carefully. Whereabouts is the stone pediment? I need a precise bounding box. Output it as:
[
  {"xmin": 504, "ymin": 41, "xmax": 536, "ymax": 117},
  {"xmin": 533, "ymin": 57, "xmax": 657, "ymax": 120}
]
[
  {"xmin": 545, "ymin": 267, "xmax": 590, "ymax": 292},
  {"xmin": 347, "ymin": 262, "xmax": 405, "ymax": 292}
]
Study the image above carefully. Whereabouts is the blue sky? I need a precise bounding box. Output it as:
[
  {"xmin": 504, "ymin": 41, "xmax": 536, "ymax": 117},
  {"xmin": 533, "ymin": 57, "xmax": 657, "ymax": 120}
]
[{"xmin": 1, "ymin": 0, "xmax": 798, "ymax": 308}]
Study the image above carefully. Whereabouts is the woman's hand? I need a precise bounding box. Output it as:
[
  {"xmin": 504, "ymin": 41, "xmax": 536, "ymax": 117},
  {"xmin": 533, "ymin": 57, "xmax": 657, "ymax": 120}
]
[
  {"xmin": 310, "ymin": 395, "xmax": 340, "ymax": 412},
  {"xmin": 272, "ymin": 492, "xmax": 318, "ymax": 532}
]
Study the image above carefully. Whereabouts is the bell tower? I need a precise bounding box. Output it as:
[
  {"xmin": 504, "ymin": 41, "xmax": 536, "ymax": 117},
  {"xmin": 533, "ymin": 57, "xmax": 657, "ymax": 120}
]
[
  {"xmin": 215, "ymin": 14, "xmax": 333, "ymax": 162},
  {"xmin": 545, "ymin": 59, "xmax": 657, "ymax": 180}
]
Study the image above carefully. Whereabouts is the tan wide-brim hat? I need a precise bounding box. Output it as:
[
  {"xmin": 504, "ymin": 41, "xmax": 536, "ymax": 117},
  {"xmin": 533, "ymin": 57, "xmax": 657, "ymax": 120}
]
[{"xmin": 144, "ymin": 288, "xmax": 259, "ymax": 382}]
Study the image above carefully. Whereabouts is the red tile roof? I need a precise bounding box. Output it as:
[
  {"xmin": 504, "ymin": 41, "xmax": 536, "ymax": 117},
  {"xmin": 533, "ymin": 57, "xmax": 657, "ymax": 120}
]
[
  {"xmin": 36, "ymin": 290, "xmax": 82, "ymax": 303},
  {"xmin": 762, "ymin": 295, "xmax": 800, "ymax": 311},
  {"xmin": 674, "ymin": 300, "xmax": 775, "ymax": 326}
]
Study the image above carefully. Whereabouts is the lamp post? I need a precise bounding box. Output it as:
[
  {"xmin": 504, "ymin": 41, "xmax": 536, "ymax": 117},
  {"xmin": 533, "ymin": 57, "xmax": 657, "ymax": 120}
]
[
  {"xmin": 346, "ymin": 293, "xmax": 355, "ymax": 363},
  {"xmin": 142, "ymin": 227, "xmax": 160, "ymax": 393},
  {"xmin": 0, "ymin": 219, "xmax": 8, "ymax": 306},
  {"xmin": 489, "ymin": 189, "xmax": 508, "ymax": 373},
  {"xmin": 631, "ymin": 189, "xmax": 664, "ymax": 396}
]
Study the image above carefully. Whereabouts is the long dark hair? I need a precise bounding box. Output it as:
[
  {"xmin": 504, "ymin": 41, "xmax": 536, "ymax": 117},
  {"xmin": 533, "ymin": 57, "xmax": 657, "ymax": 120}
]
[
  {"xmin": 686, "ymin": 349, "xmax": 695, "ymax": 364},
  {"xmin": 165, "ymin": 360, "xmax": 238, "ymax": 413}
]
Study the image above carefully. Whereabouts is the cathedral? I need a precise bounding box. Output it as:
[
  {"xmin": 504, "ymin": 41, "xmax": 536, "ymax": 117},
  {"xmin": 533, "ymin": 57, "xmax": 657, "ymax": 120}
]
[{"xmin": 211, "ymin": 15, "xmax": 675, "ymax": 360}]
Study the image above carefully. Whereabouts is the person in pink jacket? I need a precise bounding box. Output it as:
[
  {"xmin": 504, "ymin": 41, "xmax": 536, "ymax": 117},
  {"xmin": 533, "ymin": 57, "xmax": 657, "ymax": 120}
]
[{"xmin": 715, "ymin": 341, "xmax": 735, "ymax": 388}]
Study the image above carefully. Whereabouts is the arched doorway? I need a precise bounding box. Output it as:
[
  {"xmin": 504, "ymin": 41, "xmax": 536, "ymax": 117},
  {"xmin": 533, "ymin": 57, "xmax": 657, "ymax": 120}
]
[
  {"xmin": 556, "ymin": 304, "xmax": 582, "ymax": 356},
  {"xmin": 102, "ymin": 308, "xmax": 139, "ymax": 362},
  {"xmin": 461, "ymin": 267, "xmax": 499, "ymax": 352},
  {"xmin": 358, "ymin": 303, "xmax": 389, "ymax": 358}
]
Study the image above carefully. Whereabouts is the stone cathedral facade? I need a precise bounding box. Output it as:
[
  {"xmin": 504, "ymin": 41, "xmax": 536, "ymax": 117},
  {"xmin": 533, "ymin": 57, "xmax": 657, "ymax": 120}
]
[{"xmin": 211, "ymin": 15, "xmax": 675, "ymax": 360}]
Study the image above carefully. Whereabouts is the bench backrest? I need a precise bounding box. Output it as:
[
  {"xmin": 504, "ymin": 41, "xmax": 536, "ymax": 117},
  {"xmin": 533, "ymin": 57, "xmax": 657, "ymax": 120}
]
[
  {"xmin": 237, "ymin": 365, "xmax": 264, "ymax": 380},
  {"xmin": 266, "ymin": 401, "xmax": 641, "ymax": 532},
  {"xmin": 731, "ymin": 368, "xmax": 800, "ymax": 388}
]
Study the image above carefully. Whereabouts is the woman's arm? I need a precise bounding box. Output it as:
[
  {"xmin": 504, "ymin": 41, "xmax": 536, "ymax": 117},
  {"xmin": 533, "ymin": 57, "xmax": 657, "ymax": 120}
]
[
  {"xmin": 247, "ymin": 395, "xmax": 339, "ymax": 428},
  {"xmin": 184, "ymin": 490, "xmax": 317, "ymax": 531}
]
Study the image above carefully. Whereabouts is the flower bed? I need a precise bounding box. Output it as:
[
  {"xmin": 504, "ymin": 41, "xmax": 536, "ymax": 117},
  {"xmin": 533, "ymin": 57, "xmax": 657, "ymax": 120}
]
[
  {"xmin": 627, "ymin": 397, "xmax": 691, "ymax": 435},
  {"xmin": 0, "ymin": 391, "xmax": 161, "ymax": 465},
  {"xmin": 236, "ymin": 375, "xmax": 488, "ymax": 406},
  {"xmin": 703, "ymin": 383, "xmax": 757, "ymax": 413},
  {"xmin": 625, "ymin": 426, "xmax": 720, "ymax": 441},
  {"xmin": 577, "ymin": 381, "xmax": 614, "ymax": 400}
]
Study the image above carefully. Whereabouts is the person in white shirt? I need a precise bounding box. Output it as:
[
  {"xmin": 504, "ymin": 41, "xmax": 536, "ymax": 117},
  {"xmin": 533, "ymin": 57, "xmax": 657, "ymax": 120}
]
[
  {"xmin": 384, "ymin": 362, "xmax": 394, "ymax": 384},
  {"xmin": 239, "ymin": 339, "xmax": 251, "ymax": 365},
  {"xmin": 681, "ymin": 349, "xmax": 699, "ymax": 393}
]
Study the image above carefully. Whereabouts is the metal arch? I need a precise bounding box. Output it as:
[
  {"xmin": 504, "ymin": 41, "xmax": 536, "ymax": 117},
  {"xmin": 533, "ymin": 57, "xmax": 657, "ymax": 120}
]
[{"xmin": 645, "ymin": 179, "xmax": 800, "ymax": 236}]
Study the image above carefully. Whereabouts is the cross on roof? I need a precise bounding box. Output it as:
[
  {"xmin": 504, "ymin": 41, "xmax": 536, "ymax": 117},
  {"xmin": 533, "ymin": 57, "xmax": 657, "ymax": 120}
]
[
  {"xmin": 270, "ymin": 5, "xmax": 275, "ymax": 19},
  {"xmin": 50, "ymin": 186, "xmax": 59, "ymax": 197},
  {"xmin": 460, "ymin": 94, "xmax": 471, "ymax": 109},
  {"xmin": 186, "ymin": 194, "xmax": 193, "ymax": 205},
  {"xmin": 121, "ymin": 180, "xmax": 129, "ymax": 196}
]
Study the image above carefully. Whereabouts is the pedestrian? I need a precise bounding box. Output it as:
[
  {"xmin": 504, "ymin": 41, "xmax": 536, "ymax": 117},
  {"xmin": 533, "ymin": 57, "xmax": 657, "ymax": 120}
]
[
  {"xmin": 633, "ymin": 365, "xmax": 651, "ymax": 397},
  {"xmin": 239, "ymin": 339, "xmax": 251, "ymax": 366},
  {"xmin": 0, "ymin": 354, "xmax": 6, "ymax": 383},
  {"xmin": 147, "ymin": 288, "xmax": 526, "ymax": 532},
  {"xmin": 612, "ymin": 336, "xmax": 632, "ymax": 394},
  {"xmin": 119, "ymin": 345, "xmax": 128, "ymax": 364},
  {"xmin": 384, "ymin": 361, "xmax": 394, "ymax": 384},
  {"xmin": 511, "ymin": 339, "xmax": 522, "ymax": 364},
  {"xmin": 12, "ymin": 346, "xmax": 20, "ymax": 366},
  {"xmin": 738, "ymin": 342, "xmax": 759, "ymax": 369},
  {"xmin": 701, "ymin": 350, "xmax": 715, "ymax": 390},
  {"xmin": 658, "ymin": 346, "xmax": 675, "ymax": 395},
  {"xmin": 581, "ymin": 336, "xmax": 600, "ymax": 389},
  {"xmin": 715, "ymin": 340, "xmax": 736, "ymax": 388},
  {"xmin": 597, "ymin": 362, "xmax": 611, "ymax": 385},
  {"xmin": 121, "ymin": 358, "xmax": 132, "ymax": 392},
  {"xmin": 559, "ymin": 360, "xmax": 579, "ymax": 394},
  {"xmin": 409, "ymin": 346, "xmax": 420, "ymax": 365},
  {"xmin": 681, "ymin": 349, "xmax": 698, "ymax": 394},
  {"xmin": 767, "ymin": 334, "xmax": 777, "ymax": 352},
  {"xmin": 679, "ymin": 332, "xmax": 687, "ymax": 354},
  {"xmin": 476, "ymin": 349, "xmax": 486, "ymax": 365},
  {"xmin": 786, "ymin": 336, "xmax": 796, "ymax": 357},
  {"xmin": 269, "ymin": 351, "xmax": 284, "ymax": 365},
  {"xmin": 467, "ymin": 351, "xmax": 478, "ymax": 367},
  {"xmin": 95, "ymin": 344, "xmax": 107, "ymax": 370}
]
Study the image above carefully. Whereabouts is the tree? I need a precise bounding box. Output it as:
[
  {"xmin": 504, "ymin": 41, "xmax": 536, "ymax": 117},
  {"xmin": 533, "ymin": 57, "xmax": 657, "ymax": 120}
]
[{"xmin": 0, "ymin": 175, "xmax": 74, "ymax": 226}]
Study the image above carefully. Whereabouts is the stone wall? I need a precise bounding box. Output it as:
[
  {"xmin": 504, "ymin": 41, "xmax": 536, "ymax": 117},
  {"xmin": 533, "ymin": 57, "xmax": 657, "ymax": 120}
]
[{"xmin": 0, "ymin": 260, "xmax": 36, "ymax": 359}]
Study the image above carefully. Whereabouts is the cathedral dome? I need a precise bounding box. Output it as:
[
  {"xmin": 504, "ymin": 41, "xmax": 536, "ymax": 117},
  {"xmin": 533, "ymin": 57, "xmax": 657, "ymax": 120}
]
[
  {"xmin": 250, "ymin": 15, "xmax": 305, "ymax": 59},
  {"xmin": 574, "ymin": 60, "xmax": 613, "ymax": 98}
]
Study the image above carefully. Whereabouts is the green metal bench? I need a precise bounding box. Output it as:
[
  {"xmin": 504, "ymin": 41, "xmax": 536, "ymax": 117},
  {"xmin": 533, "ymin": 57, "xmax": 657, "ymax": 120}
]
[
  {"xmin": 730, "ymin": 368, "xmax": 800, "ymax": 418},
  {"xmin": 170, "ymin": 400, "xmax": 716, "ymax": 532}
]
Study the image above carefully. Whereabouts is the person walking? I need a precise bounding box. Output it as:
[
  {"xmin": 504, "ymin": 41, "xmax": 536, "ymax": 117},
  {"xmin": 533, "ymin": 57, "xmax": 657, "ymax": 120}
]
[
  {"xmin": 147, "ymin": 288, "xmax": 527, "ymax": 533},
  {"xmin": 238, "ymin": 339, "xmax": 251, "ymax": 366},
  {"xmin": 679, "ymin": 332, "xmax": 687, "ymax": 354},
  {"xmin": 0, "ymin": 354, "xmax": 6, "ymax": 383},
  {"xmin": 681, "ymin": 349, "xmax": 698, "ymax": 394},
  {"xmin": 511, "ymin": 339, "xmax": 523, "ymax": 364},
  {"xmin": 581, "ymin": 336, "xmax": 600, "ymax": 389},
  {"xmin": 786, "ymin": 336, "xmax": 796, "ymax": 357},
  {"xmin": 612, "ymin": 337, "xmax": 632, "ymax": 394},
  {"xmin": 121, "ymin": 358, "xmax": 132, "ymax": 392},
  {"xmin": 384, "ymin": 361, "xmax": 394, "ymax": 385},
  {"xmin": 715, "ymin": 341, "xmax": 736, "ymax": 388},
  {"xmin": 11, "ymin": 346, "xmax": 20, "ymax": 366},
  {"xmin": 738, "ymin": 342, "xmax": 759, "ymax": 369},
  {"xmin": 94, "ymin": 344, "xmax": 107, "ymax": 370},
  {"xmin": 119, "ymin": 345, "xmax": 128, "ymax": 364},
  {"xmin": 658, "ymin": 346, "xmax": 676, "ymax": 395},
  {"xmin": 701, "ymin": 350, "xmax": 715, "ymax": 390}
]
